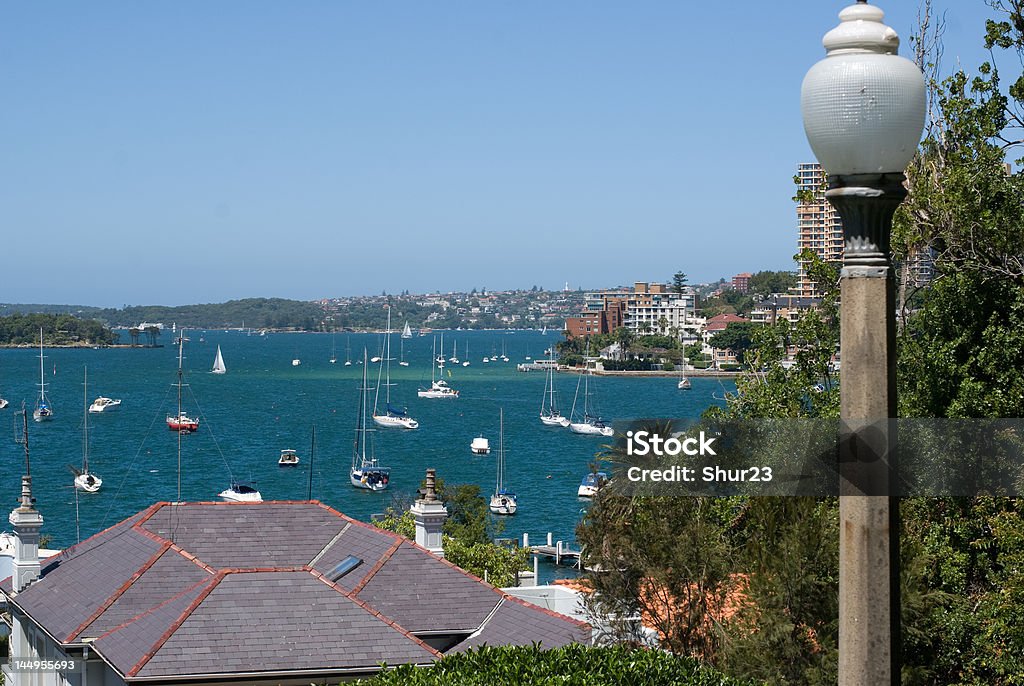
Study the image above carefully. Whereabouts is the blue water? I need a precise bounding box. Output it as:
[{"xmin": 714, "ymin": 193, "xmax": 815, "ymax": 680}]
[{"xmin": 0, "ymin": 330, "xmax": 730, "ymax": 581}]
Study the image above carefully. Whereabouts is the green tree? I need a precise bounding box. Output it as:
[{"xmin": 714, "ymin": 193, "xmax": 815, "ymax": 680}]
[
  {"xmin": 672, "ymin": 271, "xmax": 689, "ymax": 294},
  {"xmin": 708, "ymin": 322, "xmax": 758, "ymax": 367}
]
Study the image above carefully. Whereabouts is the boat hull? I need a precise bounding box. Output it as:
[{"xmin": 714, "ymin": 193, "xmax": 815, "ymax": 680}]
[
  {"xmin": 89, "ymin": 398, "xmax": 122, "ymax": 413},
  {"xmin": 351, "ymin": 468, "xmax": 390, "ymax": 491},
  {"xmin": 540, "ymin": 414, "xmax": 570, "ymax": 427},
  {"xmin": 218, "ymin": 489, "xmax": 263, "ymax": 502},
  {"xmin": 489, "ymin": 494, "xmax": 518, "ymax": 515},
  {"xmin": 417, "ymin": 389, "xmax": 458, "ymax": 398},
  {"xmin": 372, "ymin": 414, "xmax": 419, "ymax": 430},
  {"xmin": 74, "ymin": 473, "xmax": 102, "ymax": 493},
  {"xmin": 569, "ymin": 422, "xmax": 614, "ymax": 437}
]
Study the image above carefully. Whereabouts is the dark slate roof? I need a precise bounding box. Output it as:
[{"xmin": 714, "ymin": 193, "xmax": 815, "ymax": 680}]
[
  {"xmin": 137, "ymin": 501, "xmax": 343, "ymax": 569},
  {"xmin": 356, "ymin": 542, "xmax": 502, "ymax": 633},
  {"xmin": 12, "ymin": 524, "xmax": 164, "ymax": 641},
  {"xmin": 3, "ymin": 501, "xmax": 588, "ymax": 682},
  {"xmin": 134, "ymin": 572, "xmax": 435, "ymax": 678},
  {"xmin": 79, "ymin": 547, "xmax": 213, "ymax": 639},
  {"xmin": 452, "ymin": 596, "xmax": 592, "ymax": 652}
]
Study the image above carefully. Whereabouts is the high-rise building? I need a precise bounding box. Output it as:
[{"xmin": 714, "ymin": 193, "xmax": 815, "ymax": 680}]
[{"xmin": 795, "ymin": 162, "xmax": 843, "ymax": 297}]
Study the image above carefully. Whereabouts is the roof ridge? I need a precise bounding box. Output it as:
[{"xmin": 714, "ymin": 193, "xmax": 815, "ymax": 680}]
[
  {"xmin": 125, "ymin": 571, "xmax": 227, "ymax": 678},
  {"xmin": 349, "ymin": 538, "xmax": 403, "ymax": 596},
  {"xmin": 309, "ymin": 568, "xmax": 442, "ymax": 659},
  {"xmin": 308, "ymin": 522, "xmax": 352, "ymax": 568},
  {"xmin": 65, "ymin": 540, "xmax": 173, "ymax": 642}
]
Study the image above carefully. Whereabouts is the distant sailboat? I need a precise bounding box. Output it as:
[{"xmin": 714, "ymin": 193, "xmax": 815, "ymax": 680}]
[
  {"xmin": 401, "ymin": 322, "xmax": 413, "ymax": 339},
  {"xmin": 540, "ymin": 349, "xmax": 570, "ymax": 427},
  {"xmin": 352, "ymin": 349, "xmax": 391, "ymax": 490},
  {"xmin": 211, "ymin": 345, "xmax": 227, "ymax": 374},
  {"xmin": 330, "ymin": 334, "xmax": 338, "ymax": 364},
  {"xmin": 418, "ymin": 335, "xmax": 459, "ymax": 398},
  {"xmin": 73, "ymin": 367, "xmax": 102, "ymax": 493},
  {"xmin": 373, "ymin": 309, "xmax": 419, "ymax": 429},
  {"xmin": 33, "ymin": 328, "xmax": 53, "ymax": 422},
  {"xmin": 568, "ymin": 355, "xmax": 614, "ymax": 437},
  {"xmin": 344, "ymin": 336, "xmax": 353, "ymax": 366},
  {"xmin": 488, "ymin": 409, "xmax": 517, "ymax": 515},
  {"xmin": 167, "ymin": 332, "xmax": 199, "ymax": 433}
]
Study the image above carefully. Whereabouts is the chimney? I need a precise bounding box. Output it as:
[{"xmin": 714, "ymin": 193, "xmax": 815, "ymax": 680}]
[
  {"xmin": 411, "ymin": 468, "xmax": 447, "ymax": 557},
  {"xmin": 10, "ymin": 474, "xmax": 44, "ymax": 593}
]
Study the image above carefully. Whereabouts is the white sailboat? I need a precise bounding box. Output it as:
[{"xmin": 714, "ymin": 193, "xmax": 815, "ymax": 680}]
[
  {"xmin": 373, "ymin": 309, "xmax": 419, "ymax": 429},
  {"xmin": 401, "ymin": 322, "xmax": 413, "ymax": 339},
  {"xmin": 462, "ymin": 341, "xmax": 470, "ymax": 367},
  {"xmin": 211, "ymin": 345, "xmax": 227, "ymax": 374},
  {"xmin": 352, "ymin": 349, "xmax": 391, "ymax": 490},
  {"xmin": 488, "ymin": 409, "xmax": 517, "ymax": 515},
  {"xmin": 418, "ymin": 335, "xmax": 458, "ymax": 398},
  {"xmin": 33, "ymin": 328, "xmax": 53, "ymax": 422},
  {"xmin": 330, "ymin": 334, "xmax": 338, "ymax": 364},
  {"xmin": 399, "ymin": 336, "xmax": 410, "ymax": 366},
  {"xmin": 540, "ymin": 350, "xmax": 570, "ymax": 427},
  {"xmin": 344, "ymin": 336, "xmax": 353, "ymax": 366},
  {"xmin": 449, "ymin": 339, "xmax": 459, "ymax": 364},
  {"xmin": 568, "ymin": 358, "xmax": 614, "ymax": 437},
  {"xmin": 73, "ymin": 367, "xmax": 102, "ymax": 493},
  {"xmin": 678, "ymin": 370, "xmax": 691, "ymax": 390}
]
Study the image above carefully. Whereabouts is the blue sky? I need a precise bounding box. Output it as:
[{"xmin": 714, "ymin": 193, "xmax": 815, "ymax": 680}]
[{"xmin": 0, "ymin": 1, "xmax": 1001, "ymax": 307}]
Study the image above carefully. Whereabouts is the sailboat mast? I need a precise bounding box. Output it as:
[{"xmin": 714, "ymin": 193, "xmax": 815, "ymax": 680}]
[
  {"xmin": 307, "ymin": 423, "xmax": 316, "ymax": 500},
  {"xmin": 83, "ymin": 366, "xmax": 89, "ymax": 473},
  {"xmin": 177, "ymin": 331, "xmax": 184, "ymax": 502},
  {"xmin": 496, "ymin": 409, "xmax": 504, "ymax": 493},
  {"xmin": 384, "ymin": 308, "xmax": 393, "ymax": 405}
]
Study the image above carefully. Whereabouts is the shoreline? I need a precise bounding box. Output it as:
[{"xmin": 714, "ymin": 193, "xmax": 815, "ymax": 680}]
[{"xmin": 562, "ymin": 368, "xmax": 740, "ymax": 378}]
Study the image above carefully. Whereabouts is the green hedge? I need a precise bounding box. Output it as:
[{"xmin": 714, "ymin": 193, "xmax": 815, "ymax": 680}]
[{"xmin": 358, "ymin": 644, "xmax": 756, "ymax": 686}]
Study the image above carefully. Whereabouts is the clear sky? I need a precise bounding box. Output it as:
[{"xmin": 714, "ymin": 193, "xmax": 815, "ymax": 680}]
[{"xmin": 0, "ymin": 1, "xmax": 1001, "ymax": 307}]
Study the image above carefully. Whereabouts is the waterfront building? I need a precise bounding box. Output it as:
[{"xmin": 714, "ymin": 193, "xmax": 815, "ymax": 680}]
[
  {"xmin": 2, "ymin": 496, "xmax": 589, "ymax": 685},
  {"xmin": 566, "ymin": 282, "xmax": 698, "ymax": 342},
  {"xmin": 795, "ymin": 162, "xmax": 844, "ymax": 297}
]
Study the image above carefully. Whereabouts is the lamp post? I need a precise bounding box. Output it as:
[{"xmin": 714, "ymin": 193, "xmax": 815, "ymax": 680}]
[{"xmin": 801, "ymin": 2, "xmax": 925, "ymax": 685}]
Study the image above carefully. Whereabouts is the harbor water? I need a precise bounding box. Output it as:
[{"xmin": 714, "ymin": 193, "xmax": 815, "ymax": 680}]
[{"xmin": 0, "ymin": 329, "xmax": 730, "ymax": 581}]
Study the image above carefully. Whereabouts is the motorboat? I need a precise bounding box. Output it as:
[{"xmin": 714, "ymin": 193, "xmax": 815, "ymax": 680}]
[
  {"xmin": 278, "ymin": 449, "xmax": 299, "ymax": 467},
  {"xmin": 577, "ymin": 472, "xmax": 608, "ymax": 498},
  {"xmin": 166, "ymin": 411, "xmax": 199, "ymax": 433},
  {"xmin": 89, "ymin": 397, "xmax": 122, "ymax": 413},
  {"xmin": 470, "ymin": 436, "xmax": 490, "ymax": 455},
  {"xmin": 219, "ymin": 481, "xmax": 263, "ymax": 502}
]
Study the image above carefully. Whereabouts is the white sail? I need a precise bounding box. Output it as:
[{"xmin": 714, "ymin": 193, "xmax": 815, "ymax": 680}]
[
  {"xmin": 401, "ymin": 322, "xmax": 413, "ymax": 339},
  {"xmin": 211, "ymin": 345, "xmax": 227, "ymax": 374}
]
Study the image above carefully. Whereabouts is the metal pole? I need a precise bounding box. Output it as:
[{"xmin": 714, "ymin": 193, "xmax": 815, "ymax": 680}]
[{"xmin": 827, "ymin": 172, "xmax": 903, "ymax": 686}]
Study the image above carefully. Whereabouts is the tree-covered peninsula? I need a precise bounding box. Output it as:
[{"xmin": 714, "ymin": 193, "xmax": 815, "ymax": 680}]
[{"xmin": 0, "ymin": 313, "xmax": 117, "ymax": 346}]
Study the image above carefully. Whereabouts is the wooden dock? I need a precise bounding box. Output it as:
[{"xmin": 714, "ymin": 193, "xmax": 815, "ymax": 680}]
[{"xmin": 522, "ymin": 533, "xmax": 581, "ymax": 566}]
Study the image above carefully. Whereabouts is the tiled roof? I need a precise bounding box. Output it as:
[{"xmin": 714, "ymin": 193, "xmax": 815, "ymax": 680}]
[
  {"xmin": 3, "ymin": 501, "xmax": 588, "ymax": 681},
  {"xmin": 453, "ymin": 596, "xmax": 592, "ymax": 652},
  {"xmin": 356, "ymin": 542, "xmax": 502, "ymax": 633}
]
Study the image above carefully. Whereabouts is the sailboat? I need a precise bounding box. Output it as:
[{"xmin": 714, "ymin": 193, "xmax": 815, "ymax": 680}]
[
  {"xmin": 211, "ymin": 345, "xmax": 227, "ymax": 374},
  {"xmin": 678, "ymin": 370, "xmax": 691, "ymax": 390},
  {"xmin": 373, "ymin": 309, "xmax": 419, "ymax": 429},
  {"xmin": 352, "ymin": 349, "xmax": 391, "ymax": 490},
  {"xmin": 540, "ymin": 350, "xmax": 570, "ymax": 427},
  {"xmin": 449, "ymin": 339, "xmax": 459, "ymax": 364},
  {"xmin": 0, "ymin": 360, "xmax": 8, "ymax": 409},
  {"xmin": 398, "ymin": 336, "xmax": 410, "ymax": 367},
  {"xmin": 401, "ymin": 322, "xmax": 413, "ymax": 339},
  {"xmin": 166, "ymin": 332, "xmax": 199, "ymax": 433},
  {"xmin": 418, "ymin": 335, "xmax": 458, "ymax": 398},
  {"xmin": 568, "ymin": 358, "xmax": 614, "ymax": 436},
  {"xmin": 344, "ymin": 336, "xmax": 353, "ymax": 366},
  {"xmin": 462, "ymin": 341, "xmax": 470, "ymax": 367},
  {"xmin": 33, "ymin": 328, "xmax": 53, "ymax": 422},
  {"xmin": 488, "ymin": 409, "xmax": 517, "ymax": 515},
  {"xmin": 330, "ymin": 333, "xmax": 338, "ymax": 364},
  {"xmin": 73, "ymin": 367, "xmax": 102, "ymax": 493}
]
